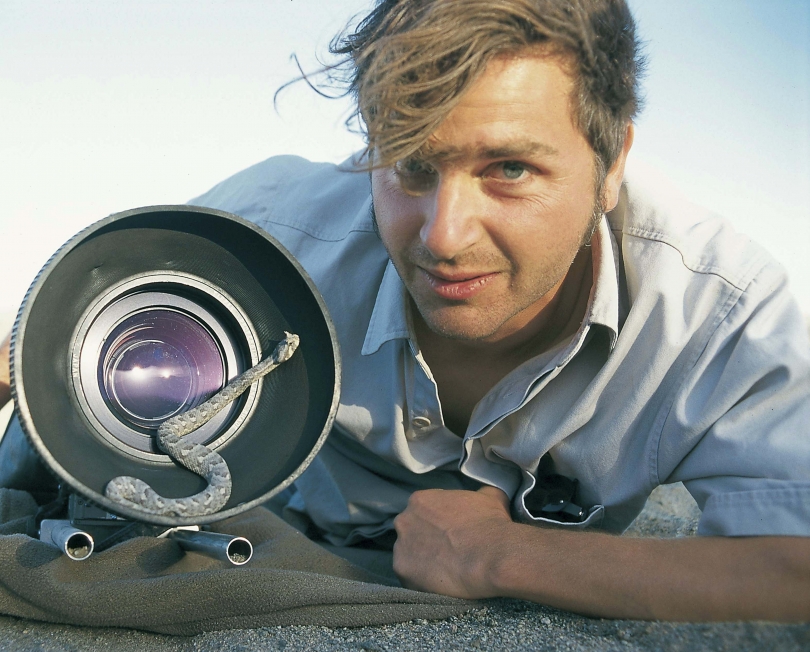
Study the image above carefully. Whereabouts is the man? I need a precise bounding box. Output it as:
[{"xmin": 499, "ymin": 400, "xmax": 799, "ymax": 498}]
[{"xmin": 3, "ymin": 0, "xmax": 810, "ymax": 621}]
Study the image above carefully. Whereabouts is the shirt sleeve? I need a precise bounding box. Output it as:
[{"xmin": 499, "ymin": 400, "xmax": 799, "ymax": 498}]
[{"xmin": 659, "ymin": 260, "xmax": 810, "ymax": 537}]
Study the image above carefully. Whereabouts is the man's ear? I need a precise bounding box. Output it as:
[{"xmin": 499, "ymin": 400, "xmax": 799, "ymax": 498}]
[{"xmin": 601, "ymin": 122, "xmax": 634, "ymax": 212}]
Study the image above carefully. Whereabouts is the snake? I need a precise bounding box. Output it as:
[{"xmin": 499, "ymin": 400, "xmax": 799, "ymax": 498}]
[{"xmin": 104, "ymin": 332, "xmax": 300, "ymax": 518}]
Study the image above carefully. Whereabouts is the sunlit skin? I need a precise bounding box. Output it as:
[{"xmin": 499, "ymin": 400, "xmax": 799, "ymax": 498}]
[
  {"xmin": 372, "ymin": 53, "xmax": 627, "ymax": 344},
  {"xmin": 372, "ymin": 52, "xmax": 631, "ymax": 434},
  {"xmin": 374, "ymin": 51, "xmax": 810, "ymax": 622}
]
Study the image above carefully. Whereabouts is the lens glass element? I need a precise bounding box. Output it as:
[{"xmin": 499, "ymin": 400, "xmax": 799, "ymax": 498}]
[{"xmin": 100, "ymin": 309, "xmax": 225, "ymax": 429}]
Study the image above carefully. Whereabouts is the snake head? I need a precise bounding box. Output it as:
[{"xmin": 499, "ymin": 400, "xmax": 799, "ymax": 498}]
[{"xmin": 276, "ymin": 331, "xmax": 300, "ymax": 363}]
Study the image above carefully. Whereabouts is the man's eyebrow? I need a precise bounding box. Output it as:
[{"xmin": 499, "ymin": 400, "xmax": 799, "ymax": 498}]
[{"xmin": 418, "ymin": 141, "xmax": 559, "ymax": 162}]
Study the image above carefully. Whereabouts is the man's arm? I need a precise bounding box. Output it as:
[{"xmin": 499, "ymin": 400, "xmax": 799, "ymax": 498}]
[
  {"xmin": 0, "ymin": 332, "xmax": 10, "ymax": 410},
  {"xmin": 392, "ymin": 486, "xmax": 810, "ymax": 622}
]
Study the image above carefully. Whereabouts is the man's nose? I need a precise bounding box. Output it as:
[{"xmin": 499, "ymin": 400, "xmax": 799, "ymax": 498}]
[{"xmin": 419, "ymin": 174, "xmax": 482, "ymax": 261}]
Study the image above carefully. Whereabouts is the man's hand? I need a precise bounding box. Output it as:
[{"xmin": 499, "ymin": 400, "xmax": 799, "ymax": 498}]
[
  {"xmin": 392, "ymin": 485, "xmax": 512, "ymax": 599},
  {"xmin": 392, "ymin": 485, "xmax": 810, "ymax": 622},
  {"xmin": 0, "ymin": 331, "xmax": 10, "ymax": 410}
]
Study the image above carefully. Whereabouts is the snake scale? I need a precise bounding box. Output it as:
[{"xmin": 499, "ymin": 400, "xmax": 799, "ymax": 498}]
[{"xmin": 104, "ymin": 332, "xmax": 300, "ymax": 518}]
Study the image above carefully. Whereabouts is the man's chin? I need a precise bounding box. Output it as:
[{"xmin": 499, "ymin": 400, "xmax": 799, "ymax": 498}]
[{"xmin": 416, "ymin": 305, "xmax": 504, "ymax": 342}]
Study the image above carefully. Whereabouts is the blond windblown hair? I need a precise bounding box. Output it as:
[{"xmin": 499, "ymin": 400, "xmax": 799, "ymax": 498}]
[{"xmin": 319, "ymin": 0, "xmax": 643, "ymax": 180}]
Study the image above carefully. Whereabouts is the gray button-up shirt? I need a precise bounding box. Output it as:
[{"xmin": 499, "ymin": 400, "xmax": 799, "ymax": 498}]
[{"xmin": 193, "ymin": 155, "xmax": 810, "ymax": 546}]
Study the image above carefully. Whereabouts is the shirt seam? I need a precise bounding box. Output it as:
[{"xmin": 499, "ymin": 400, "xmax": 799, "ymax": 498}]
[
  {"xmin": 621, "ymin": 227, "xmax": 762, "ymax": 291},
  {"xmin": 705, "ymin": 487, "xmax": 810, "ymax": 507},
  {"xmin": 256, "ymin": 216, "xmax": 377, "ymax": 243}
]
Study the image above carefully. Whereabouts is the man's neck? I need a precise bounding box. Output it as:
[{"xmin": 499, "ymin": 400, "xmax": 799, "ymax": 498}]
[{"xmin": 412, "ymin": 246, "xmax": 593, "ymax": 435}]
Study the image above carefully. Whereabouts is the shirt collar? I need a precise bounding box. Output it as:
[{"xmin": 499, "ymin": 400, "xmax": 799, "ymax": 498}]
[
  {"xmin": 362, "ymin": 260, "xmax": 411, "ymax": 355},
  {"xmin": 361, "ymin": 216, "xmax": 621, "ymax": 357},
  {"xmin": 586, "ymin": 215, "xmax": 621, "ymax": 348}
]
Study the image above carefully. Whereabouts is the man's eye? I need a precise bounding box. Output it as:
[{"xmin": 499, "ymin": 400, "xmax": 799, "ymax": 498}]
[
  {"xmin": 394, "ymin": 158, "xmax": 437, "ymax": 193},
  {"xmin": 395, "ymin": 158, "xmax": 436, "ymax": 177},
  {"xmin": 498, "ymin": 161, "xmax": 529, "ymax": 180}
]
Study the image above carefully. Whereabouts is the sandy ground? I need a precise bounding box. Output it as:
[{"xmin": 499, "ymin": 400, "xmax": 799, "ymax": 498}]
[
  {"xmin": 1, "ymin": 313, "xmax": 808, "ymax": 650},
  {"xmin": 0, "ymin": 483, "xmax": 807, "ymax": 652}
]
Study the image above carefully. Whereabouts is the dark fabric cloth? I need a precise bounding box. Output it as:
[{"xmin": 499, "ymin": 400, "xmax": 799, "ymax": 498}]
[{"xmin": 0, "ymin": 489, "xmax": 473, "ymax": 635}]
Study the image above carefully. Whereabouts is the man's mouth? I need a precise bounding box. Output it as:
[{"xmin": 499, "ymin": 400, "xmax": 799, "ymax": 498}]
[{"xmin": 419, "ymin": 268, "xmax": 498, "ymax": 300}]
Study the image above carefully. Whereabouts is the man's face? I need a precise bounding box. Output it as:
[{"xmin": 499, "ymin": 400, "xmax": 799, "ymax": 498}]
[{"xmin": 371, "ymin": 52, "xmax": 628, "ymax": 343}]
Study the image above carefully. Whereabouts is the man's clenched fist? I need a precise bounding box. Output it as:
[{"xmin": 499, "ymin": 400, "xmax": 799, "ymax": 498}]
[{"xmin": 392, "ymin": 485, "xmax": 513, "ymax": 599}]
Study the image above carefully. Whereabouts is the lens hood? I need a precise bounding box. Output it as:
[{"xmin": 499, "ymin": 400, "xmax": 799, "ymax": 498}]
[{"xmin": 10, "ymin": 205, "xmax": 340, "ymax": 526}]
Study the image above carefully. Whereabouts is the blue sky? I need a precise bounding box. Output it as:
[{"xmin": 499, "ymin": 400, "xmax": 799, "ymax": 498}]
[
  {"xmin": 629, "ymin": 0, "xmax": 810, "ymax": 311},
  {"xmin": 1, "ymin": 0, "xmax": 808, "ymax": 320}
]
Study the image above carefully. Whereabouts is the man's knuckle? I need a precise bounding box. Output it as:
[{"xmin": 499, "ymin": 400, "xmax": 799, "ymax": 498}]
[{"xmin": 409, "ymin": 489, "xmax": 435, "ymax": 507}]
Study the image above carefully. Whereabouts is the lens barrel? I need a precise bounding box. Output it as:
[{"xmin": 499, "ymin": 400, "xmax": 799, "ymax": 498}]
[{"xmin": 11, "ymin": 205, "xmax": 340, "ymax": 526}]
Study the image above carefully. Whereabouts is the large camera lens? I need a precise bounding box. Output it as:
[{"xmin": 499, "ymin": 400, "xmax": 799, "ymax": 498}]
[
  {"xmin": 100, "ymin": 309, "xmax": 226, "ymax": 429},
  {"xmin": 72, "ymin": 277, "xmax": 261, "ymax": 460}
]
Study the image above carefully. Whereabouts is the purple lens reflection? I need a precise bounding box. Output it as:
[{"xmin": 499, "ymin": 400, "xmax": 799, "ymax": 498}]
[{"xmin": 100, "ymin": 309, "xmax": 225, "ymax": 428}]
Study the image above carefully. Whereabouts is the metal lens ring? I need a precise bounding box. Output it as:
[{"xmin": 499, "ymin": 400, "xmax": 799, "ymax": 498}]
[{"xmin": 72, "ymin": 274, "xmax": 260, "ymax": 462}]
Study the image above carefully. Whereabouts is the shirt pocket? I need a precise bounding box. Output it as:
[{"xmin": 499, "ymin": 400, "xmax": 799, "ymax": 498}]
[{"xmin": 514, "ymin": 468, "xmax": 605, "ymax": 529}]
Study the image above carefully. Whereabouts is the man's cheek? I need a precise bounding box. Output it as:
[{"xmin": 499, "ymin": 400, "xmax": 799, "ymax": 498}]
[{"xmin": 377, "ymin": 214, "xmax": 419, "ymax": 260}]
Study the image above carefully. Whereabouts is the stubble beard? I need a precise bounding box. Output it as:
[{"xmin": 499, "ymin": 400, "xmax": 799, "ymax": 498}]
[{"xmin": 369, "ymin": 190, "xmax": 605, "ymax": 343}]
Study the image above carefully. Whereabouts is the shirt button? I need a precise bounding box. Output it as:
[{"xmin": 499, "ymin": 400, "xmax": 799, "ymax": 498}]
[{"xmin": 412, "ymin": 416, "xmax": 432, "ymax": 429}]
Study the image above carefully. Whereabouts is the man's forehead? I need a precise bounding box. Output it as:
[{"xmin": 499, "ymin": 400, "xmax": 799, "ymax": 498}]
[
  {"xmin": 414, "ymin": 139, "xmax": 560, "ymax": 163},
  {"xmin": 403, "ymin": 51, "xmax": 578, "ymax": 165}
]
